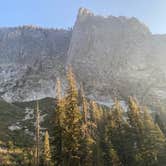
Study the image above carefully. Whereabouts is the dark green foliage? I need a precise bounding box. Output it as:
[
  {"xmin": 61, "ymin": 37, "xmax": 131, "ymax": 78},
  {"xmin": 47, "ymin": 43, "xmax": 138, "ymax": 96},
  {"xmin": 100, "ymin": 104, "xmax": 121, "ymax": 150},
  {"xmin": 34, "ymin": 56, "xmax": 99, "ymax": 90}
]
[
  {"xmin": 1, "ymin": 70, "xmax": 166, "ymax": 166},
  {"xmin": 106, "ymin": 100, "xmax": 129, "ymax": 165},
  {"xmin": 127, "ymin": 98, "xmax": 166, "ymax": 166},
  {"xmin": 62, "ymin": 67, "xmax": 83, "ymax": 165},
  {"xmin": 53, "ymin": 79, "xmax": 65, "ymax": 165}
]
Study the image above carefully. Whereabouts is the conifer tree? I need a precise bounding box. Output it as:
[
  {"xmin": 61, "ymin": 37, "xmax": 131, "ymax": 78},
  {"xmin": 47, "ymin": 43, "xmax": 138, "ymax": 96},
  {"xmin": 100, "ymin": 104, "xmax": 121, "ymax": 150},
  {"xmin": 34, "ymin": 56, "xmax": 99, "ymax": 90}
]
[
  {"xmin": 81, "ymin": 86, "xmax": 88, "ymax": 125},
  {"xmin": 138, "ymin": 108, "xmax": 166, "ymax": 166},
  {"xmin": 107, "ymin": 100, "xmax": 129, "ymax": 165},
  {"xmin": 127, "ymin": 97, "xmax": 166, "ymax": 165},
  {"xmin": 80, "ymin": 86, "xmax": 94, "ymax": 166},
  {"xmin": 43, "ymin": 130, "xmax": 52, "ymax": 166},
  {"xmin": 91, "ymin": 101, "xmax": 104, "ymax": 166},
  {"xmin": 63, "ymin": 66, "xmax": 82, "ymax": 165},
  {"xmin": 127, "ymin": 96, "xmax": 144, "ymax": 164},
  {"xmin": 53, "ymin": 78, "xmax": 65, "ymax": 165}
]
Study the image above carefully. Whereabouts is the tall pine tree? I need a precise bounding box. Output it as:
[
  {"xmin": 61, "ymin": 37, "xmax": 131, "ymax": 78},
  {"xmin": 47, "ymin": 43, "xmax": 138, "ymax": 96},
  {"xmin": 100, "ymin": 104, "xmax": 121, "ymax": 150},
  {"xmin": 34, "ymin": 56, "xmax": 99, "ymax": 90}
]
[
  {"xmin": 53, "ymin": 78, "xmax": 65, "ymax": 165},
  {"xmin": 80, "ymin": 86, "xmax": 94, "ymax": 166},
  {"xmin": 106, "ymin": 100, "xmax": 129, "ymax": 165},
  {"xmin": 63, "ymin": 66, "xmax": 82, "ymax": 166}
]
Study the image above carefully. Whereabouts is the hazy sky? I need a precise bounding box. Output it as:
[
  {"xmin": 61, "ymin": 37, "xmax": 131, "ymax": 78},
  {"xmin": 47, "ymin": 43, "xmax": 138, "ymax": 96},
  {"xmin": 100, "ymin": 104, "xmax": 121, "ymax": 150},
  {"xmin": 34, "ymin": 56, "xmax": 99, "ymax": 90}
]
[{"xmin": 0, "ymin": 0, "xmax": 165, "ymax": 34}]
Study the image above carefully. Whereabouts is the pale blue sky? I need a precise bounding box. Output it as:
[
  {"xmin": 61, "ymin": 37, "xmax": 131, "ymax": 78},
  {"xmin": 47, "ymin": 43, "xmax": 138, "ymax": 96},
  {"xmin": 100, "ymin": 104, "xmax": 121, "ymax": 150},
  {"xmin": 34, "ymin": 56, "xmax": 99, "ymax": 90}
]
[{"xmin": 0, "ymin": 0, "xmax": 165, "ymax": 34}]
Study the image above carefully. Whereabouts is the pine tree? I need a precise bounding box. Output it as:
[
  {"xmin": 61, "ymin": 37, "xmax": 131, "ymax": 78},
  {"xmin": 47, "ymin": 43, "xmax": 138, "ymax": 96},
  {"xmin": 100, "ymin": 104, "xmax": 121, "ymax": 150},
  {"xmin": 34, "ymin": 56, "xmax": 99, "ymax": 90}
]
[
  {"xmin": 106, "ymin": 100, "xmax": 129, "ymax": 165},
  {"xmin": 137, "ymin": 108, "xmax": 166, "ymax": 166},
  {"xmin": 100, "ymin": 107, "xmax": 122, "ymax": 166},
  {"xmin": 81, "ymin": 85, "xmax": 88, "ymax": 125},
  {"xmin": 43, "ymin": 130, "xmax": 52, "ymax": 166},
  {"xmin": 127, "ymin": 97, "xmax": 166, "ymax": 166},
  {"xmin": 63, "ymin": 66, "xmax": 82, "ymax": 166},
  {"xmin": 127, "ymin": 96, "xmax": 145, "ymax": 165},
  {"xmin": 90, "ymin": 101, "xmax": 104, "ymax": 166},
  {"xmin": 53, "ymin": 78, "xmax": 65, "ymax": 165},
  {"xmin": 80, "ymin": 86, "xmax": 94, "ymax": 166},
  {"xmin": 127, "ymin": 97, "xmax": 144, "ymax": 142}
]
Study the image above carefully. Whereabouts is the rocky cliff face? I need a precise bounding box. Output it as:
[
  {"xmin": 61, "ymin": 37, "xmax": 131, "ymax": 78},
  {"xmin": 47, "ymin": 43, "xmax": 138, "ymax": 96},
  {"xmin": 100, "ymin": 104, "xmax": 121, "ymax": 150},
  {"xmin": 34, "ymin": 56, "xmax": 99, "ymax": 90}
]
[
  {"xmin": 1, "ymin": 8, "xmax": 166, "ymax": 106},
  {"xmin": 67, "ymin": 8, "xmax": 166, "ymax": 106},
  {"xmin": 0, "ymin": 26, "xmax": 72, "ymax": 101}
]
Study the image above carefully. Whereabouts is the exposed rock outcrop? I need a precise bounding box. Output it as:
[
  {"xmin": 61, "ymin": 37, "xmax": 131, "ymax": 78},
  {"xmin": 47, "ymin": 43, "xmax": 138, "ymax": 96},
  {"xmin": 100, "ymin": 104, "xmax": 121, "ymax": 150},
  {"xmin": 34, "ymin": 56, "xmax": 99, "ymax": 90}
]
[
  {"xmin": 0, "ymin": 26, "xmax": 72, "ymax": 101},
  {"xmin": 1, "ymin": 8, "xmax": 166, "ymax": 107},
  {"xmin": 67, "ymin": 8, "xmax": 166, "ymax": 106}
]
